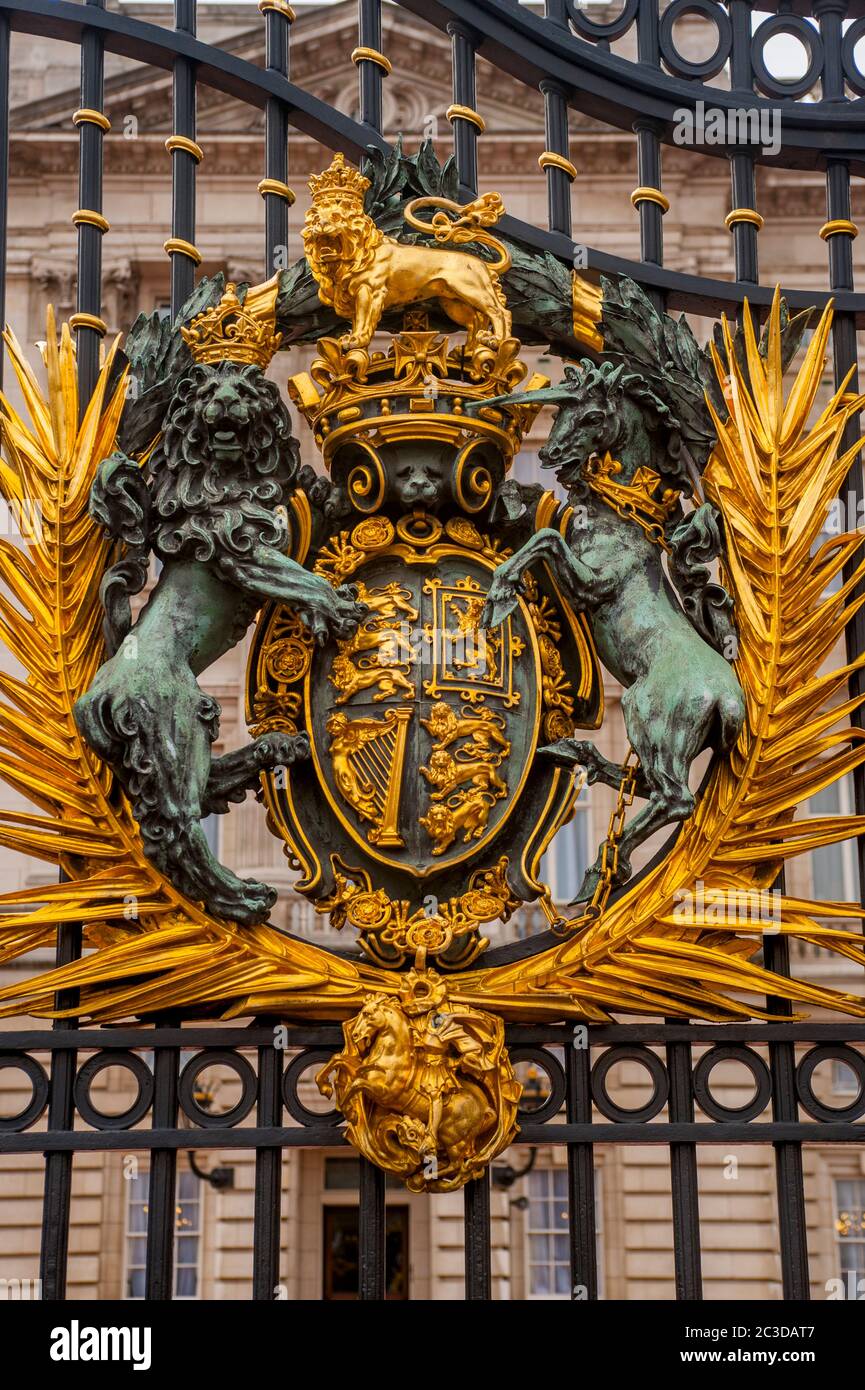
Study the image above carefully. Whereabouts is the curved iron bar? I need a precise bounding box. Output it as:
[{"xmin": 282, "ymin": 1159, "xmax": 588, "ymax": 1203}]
[
  {"xmin": 4, "ymin": 0, "xmax": 865, "ymax": 323},
  {"xmin": 398, "ymin": 0, "xmax": 865, "ymax": 169}
]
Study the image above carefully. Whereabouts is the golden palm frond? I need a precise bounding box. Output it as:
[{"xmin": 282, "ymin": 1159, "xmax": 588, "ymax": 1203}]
[{"xmin": 0, "ymin": 317, "xmax": 196, "ymax": 972}]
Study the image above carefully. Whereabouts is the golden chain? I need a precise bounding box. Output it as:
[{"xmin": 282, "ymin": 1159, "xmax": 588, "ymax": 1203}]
[
  {"xmin": 616, "ymin": 505, "xmax": 672, "ymax": 553},
  {"xmin": 544, "ymin": 749, "xmax": 639, "ymax": 936}
]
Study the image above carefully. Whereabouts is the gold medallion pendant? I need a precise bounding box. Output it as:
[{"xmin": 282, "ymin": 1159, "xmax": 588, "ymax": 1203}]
[{"xmin": 1, "ymin": 151, "xmax": 865, "ymax": 1195}]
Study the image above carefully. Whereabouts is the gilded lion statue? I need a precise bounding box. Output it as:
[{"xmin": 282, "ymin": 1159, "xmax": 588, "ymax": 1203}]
[{"xmin": 302, "ymin": 153, "xmax": 512, "ymax": 351}]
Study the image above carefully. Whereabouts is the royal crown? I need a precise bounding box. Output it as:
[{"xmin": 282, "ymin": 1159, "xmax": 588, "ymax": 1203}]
[
  {"xmin": 308, "ymin": 152, "xmax": 369, "ymax": 207},
  {"xmin": 181, "ymin": 283, "xmax": 282, "ymax": 368},
  {"xmin": 288, "ymin": 324, "xmax": 549, "ymax": 471}
]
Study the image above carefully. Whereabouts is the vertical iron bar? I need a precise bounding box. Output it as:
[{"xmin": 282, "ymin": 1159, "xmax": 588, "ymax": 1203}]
[
  {"xmin": 633, "ymin": 0, "xmax": 664, "ymax": 312},
  {"xmin": 76, "ymin": 0, "xmax": 108, "ymax": 408},
  {"xmin": 145, "ymin": 1021, "xmax": 180, "ymax": 1301},
  {"xmin": 356, "ymin": 0, "xmax": 385, "ymax": 135},
  {"xmin": 539, "ymin": 79, "xmax": 573, "ymax": 239},
  {"xmin": 764, "ymin": 934, "xmax": 810, "ymax": 1299},
  {"xmin": 252, "ymin": 1040, "xmax": 283, "ymax": 1300},
  {"xmin": 817, "ymin": 0, "xmax": 865, "ymax": 913},
  {"xmin": 262, "ymin": 3, "xmax": 292, "ymax": 279},
  {"xmin": 728, "ymin": 0, "xmax": 760, "ymax": 302},
  {"xmin": 825, "ymin": 164, "xmax": 865, "ymax": 903},
  {"xmin": 567, "ymin": 1035, "xmax": 598, "ymax": 1299},
  {"xmin": 169, "ymin": 0, "xmax": 198, "ymax": 320},
  {"xmin": 544, "ymin": 0, "xmax": 568, "ymax": 22},
  {"xmin": 448, "ymin": 21, "xmax": 480, "ymax": 197},
  {"xmin": 464, "ymin": 1171, "xmax": 492, "ymax": 1299},
  {"xmin": 665, "ymin": 1026, "xmax": 703, "ymax": 1300},
  {"xmin": 815, "ymin": 0, "xmax": 846, "ymax": 100},
  {"xmin": 358, "ymin": 1157, "xmax": 385, "ymax": 1300},
  {"xmin": 0, "ymin": 13, "xmax": 9, "ymax": 391},
  {"xmin": 38, "ymin": 921, "xmax": 82, "ymax": 1301}
]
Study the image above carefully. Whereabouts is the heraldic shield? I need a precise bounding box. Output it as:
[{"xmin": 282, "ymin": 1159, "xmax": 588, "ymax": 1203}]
[{"xmin": 249, "ymin": 497, "xmax": 602, "ymax": 971}]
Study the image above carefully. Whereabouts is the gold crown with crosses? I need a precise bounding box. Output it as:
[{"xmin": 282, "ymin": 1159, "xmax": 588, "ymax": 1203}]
[
  {"xmin": 181, "ymin": 280, "xmax": 282, "ymax": 369},
  {"xmin": 308, "ymin": 152, "xmax": 370, "ymax": 209}
]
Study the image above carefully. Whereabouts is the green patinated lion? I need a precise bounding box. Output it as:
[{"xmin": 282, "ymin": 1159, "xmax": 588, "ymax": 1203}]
[{"xmin": 75, "ymin": 356, "xmax": 365, "ymax": 925}]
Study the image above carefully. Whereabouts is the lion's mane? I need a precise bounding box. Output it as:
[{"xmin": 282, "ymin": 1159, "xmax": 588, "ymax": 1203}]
[
  {"xmin": 91, "ymin": 360, "xmax": 301, "ymax": 651},
  {"xmin": 302, "ymin": 209, "xmax": 383, "ymax": 319},
  {"xmin": 150, "ymin": 361, "xmax": 299, "ymax": 563}
]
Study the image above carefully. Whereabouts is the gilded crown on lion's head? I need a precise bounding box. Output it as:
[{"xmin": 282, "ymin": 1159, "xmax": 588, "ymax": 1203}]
[
  {"xmin": 307, "ymin": 152, "xmax": 370, "ymax": 207},
  {"xmin": 181, "ymin": 283, "xmax": 282, "ymax": 369}
]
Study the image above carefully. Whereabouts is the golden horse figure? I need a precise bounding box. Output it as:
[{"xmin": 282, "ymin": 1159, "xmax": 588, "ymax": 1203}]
[{"xmin": 317, "ymin": 970, "xmax": 520, "ymax": 1192}]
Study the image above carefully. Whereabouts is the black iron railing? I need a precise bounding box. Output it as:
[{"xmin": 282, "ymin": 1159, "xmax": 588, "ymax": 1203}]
[{"xmin": 1, "ymin": 1023, "xmax": 864, "ymax": 1299}]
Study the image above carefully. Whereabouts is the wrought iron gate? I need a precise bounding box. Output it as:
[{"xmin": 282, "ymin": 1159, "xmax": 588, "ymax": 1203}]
[{"xmin": 0, "ymin": 0, "xmax": 864, "ymax": 1302}]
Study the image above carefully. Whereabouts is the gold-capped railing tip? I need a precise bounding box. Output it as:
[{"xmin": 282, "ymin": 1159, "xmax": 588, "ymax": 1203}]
[
  {"xmin": 351, "ymin": 46, "xmax": 392, "ymax": 74},
  {"xmin": 163, "ymin": 237, "xmax": 203, "ymax": 266},
  {"xmin": 165, "ymin": 135, "xmax": 204, "ymax": 163},
  {"xmin": 258, "ymin": 0, "xmax": 296, "ymax": 18},
  {"xmin": 258, "ymin": 178, "xmax": 297, "ymax": 205},
  {"xmin": 725, "ymin": 208, "xmax": 764, "ymax": 231},
  {"xmin": 73, "ymin": 108, "xmax": 110, "ymax": 132},
  {"xmin": 539, "ymin": 151, "xmax": 577, "ymax": 180},
  {"xmin": 72, "ymin": 209, "xmax": 110, "ymax": 233},
  {"xmin": 446, "ymin": 103, "xmax": 485, "ymax": 132},
  {"xmin": 820, "ymin": 218, "xmax": 859, "ymax": 241},
  {"xmin": 631, "ymin": 186, "xmax": 670, "ymax": 213},
  {"xmin": 69, "ymin": 312, "xmax": 108, "ymax": 336}
]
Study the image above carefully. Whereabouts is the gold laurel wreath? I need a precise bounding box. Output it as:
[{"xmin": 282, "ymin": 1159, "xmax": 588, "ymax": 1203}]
[{"xmin": 0, "ymin": 295, "xmax": 864, "ymax": 1024}]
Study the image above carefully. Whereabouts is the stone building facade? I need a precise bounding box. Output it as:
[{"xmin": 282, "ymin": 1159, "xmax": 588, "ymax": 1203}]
[{"xmin": 0, "ymin": 1, "xmax": 863, "ymax": 1301}]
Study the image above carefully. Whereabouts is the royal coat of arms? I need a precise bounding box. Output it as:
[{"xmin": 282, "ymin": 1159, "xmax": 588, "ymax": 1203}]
[{"xmin": 0, "ymin": 143, "xmax": 864, "ymax": 1192}]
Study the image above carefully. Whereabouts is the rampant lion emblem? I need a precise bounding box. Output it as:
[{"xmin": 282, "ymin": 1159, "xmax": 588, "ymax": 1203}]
[{"xmin": 74, "ymin": 316, "xmax": 366, "ymax": 926}]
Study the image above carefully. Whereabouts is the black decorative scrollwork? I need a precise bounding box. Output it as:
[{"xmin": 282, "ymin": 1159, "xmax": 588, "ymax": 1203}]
[
  {"xmin": 693, "ymin": 1044, "xmax": 771, "ymax": 1122},
  {"xmin": 178, "ymin": 1050, "xmax": 258, "ymax": 1128},
  {"xmin": 659, "ymin": 0, "xmax": 732, "ymax": 83},
  {"xmin": 796, "ymin": 1045, "xmax": 865, "ymax": 1124},
  {"xmin": 566, "ymin": 0, "xmax": 639, "ymax": 43},
  {"xmin": 510, "ymin": 1045, "xmax": 566, "ymax": 1124},
  {"xmin": 282, "ymin": 1048, "xmax": 344, "ymax": 1127},
  {"xmin": 751, "ymin": 15, "xmax": 824, "ymax": 101},
  {"xmin": 591, "ymin": 1045, "xmax": 670, "ymax": 1124}
]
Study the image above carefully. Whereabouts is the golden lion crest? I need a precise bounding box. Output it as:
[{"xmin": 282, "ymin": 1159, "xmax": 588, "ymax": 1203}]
[
  {"xmin": 302, "ymin": 152, "xmax": 512, "ymax": 351},
  {"xmin": 1, "ymin": 157, "xmax": 865, "ymax": 1203}
]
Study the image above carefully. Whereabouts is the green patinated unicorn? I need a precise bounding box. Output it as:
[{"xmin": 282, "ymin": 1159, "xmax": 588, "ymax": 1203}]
[{"xmin": 480, "ymin": 349, "xmax": 746, "ymax": 904}]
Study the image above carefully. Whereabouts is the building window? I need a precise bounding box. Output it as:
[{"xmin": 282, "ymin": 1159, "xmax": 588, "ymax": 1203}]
[
  {"xmin": 808, "ymin": 779, "xmax": 858, "ymax": 903},
  {"xmin": 526, "ymin": 1166, "xmax": 603, "ymax": 1299},
  {"xmin": 833, "ymin": 1058, "xmax": 861, "ymax": 1095},
  {"xmin": 834, "ymin": 1179, "xmax": 865, "ymax": 1285},
  {"xmin": 543, "ymin": 792, "xmax": 592, "ymax": 906},
  {"xmin": 125, "ymin": 1169, "xmax": 202, "ymax": 1299},
  {"xmin": 322, "ymin": 1206, "xmax": 409, "ymax": 1300}
]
